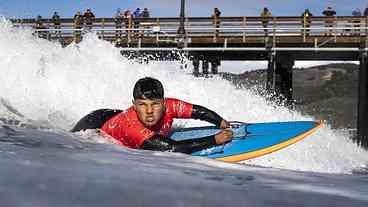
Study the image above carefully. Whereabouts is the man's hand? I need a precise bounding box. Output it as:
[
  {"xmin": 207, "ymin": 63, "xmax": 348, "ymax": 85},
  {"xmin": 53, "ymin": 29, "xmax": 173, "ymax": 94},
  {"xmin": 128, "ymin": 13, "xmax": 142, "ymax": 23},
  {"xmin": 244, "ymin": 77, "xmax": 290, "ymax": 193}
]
[
  {"xmin": 219, "ymin": 119, "xmax": 230, "ymax": 129},
  {"xmin": 214, "ymin": 129, "xmax": 233, "ymax": 145}
]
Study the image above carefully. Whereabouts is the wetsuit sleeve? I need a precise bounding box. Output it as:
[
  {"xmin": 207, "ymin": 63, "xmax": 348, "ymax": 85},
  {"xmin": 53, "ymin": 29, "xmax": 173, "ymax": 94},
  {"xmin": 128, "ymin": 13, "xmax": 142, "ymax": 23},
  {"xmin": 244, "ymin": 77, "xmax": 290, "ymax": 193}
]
[
  {"xmin": 141, "ymin": 134, "xmax": 217, "ymax": 154},
  {"xmin": 71, "ymin": 109, "xmax": 122, "ymax": 132},
  {"xmin": 191, "ymin": 104, "xmax": 223, "ymax": 127}
]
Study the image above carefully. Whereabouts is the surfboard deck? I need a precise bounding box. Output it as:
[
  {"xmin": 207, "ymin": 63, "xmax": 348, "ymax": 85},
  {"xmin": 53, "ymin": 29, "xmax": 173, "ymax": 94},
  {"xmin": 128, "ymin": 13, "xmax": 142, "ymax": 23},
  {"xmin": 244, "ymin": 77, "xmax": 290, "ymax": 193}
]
[{"xmin": 170, "ymin": 121, "xmax": 323, "ymax": 162}]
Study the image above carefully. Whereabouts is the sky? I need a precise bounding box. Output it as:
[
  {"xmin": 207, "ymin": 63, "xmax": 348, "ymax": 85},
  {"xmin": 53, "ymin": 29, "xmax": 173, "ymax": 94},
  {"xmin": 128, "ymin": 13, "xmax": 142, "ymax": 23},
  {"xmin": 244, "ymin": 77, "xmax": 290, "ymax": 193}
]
[{"xmin": 1, "ymin": 0, "xmax": 368, "ymax": 19}]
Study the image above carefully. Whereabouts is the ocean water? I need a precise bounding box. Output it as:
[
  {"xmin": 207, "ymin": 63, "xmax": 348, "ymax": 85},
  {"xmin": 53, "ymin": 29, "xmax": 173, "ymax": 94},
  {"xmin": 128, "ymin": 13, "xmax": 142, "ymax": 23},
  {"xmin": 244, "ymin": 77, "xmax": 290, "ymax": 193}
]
[{"xmin": 1, "ymin": 19, "xmax": 368, "ymax": 206}]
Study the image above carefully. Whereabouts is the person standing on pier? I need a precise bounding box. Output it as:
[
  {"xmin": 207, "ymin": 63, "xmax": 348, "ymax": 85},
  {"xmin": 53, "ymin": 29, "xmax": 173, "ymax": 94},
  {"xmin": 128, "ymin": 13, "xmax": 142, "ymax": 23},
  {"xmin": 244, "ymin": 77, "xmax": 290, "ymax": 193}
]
[
  {"xmin": 261, "ymin": 7, "xmax": 272, "ymax": 36},
  {"xmin": 322, "ymin": 6, "xmax": 336, "ymax": 36},
  {"xmin": 364, "ymin": 7, "xmax": 368, "ymax": 16},
  {"xmin": 352, "ymin": 8, "xmax": 362, "ymax": 36},
  {"xmin": 364, "ymin": 7, "xmax": 368, "ymax": 34},
  {"xmin": 73, "ymin": 11, "xmax": 84, "ymax": 42},
  {"xmin": 301, "ymin": 9, "xmax": 312, "ymax": 36},
  {"xmin": 141, "ymin": 8, "xmax": 150, "ymax": 18},
  {"xmin": 212, "ymin": 8, "xmax": 221, "ymax": 37},
  {"xmin": 114, "ymin": 8, "xmax": 124, "ymax": 38},
  {"xmin": 124, "ymin": 9, "xmax": 133, "ymax": 37},
  {"xmin": 33, "ymin": 15, "xmax": 48, "ymax": 39},
  {"xmin": 51, "ymin": 12, "xmax": 61, "ymax": 38},
  {"xmin": 141, "ymin": 8, "xmax": 150, "ymax": 36},
  {"xmin": 133, "ymin": 8, "xmax": 142, "ymax": 35},
  {"xmin": 83, "ymin": 9, "xmax": 95, "ymax": 31}
]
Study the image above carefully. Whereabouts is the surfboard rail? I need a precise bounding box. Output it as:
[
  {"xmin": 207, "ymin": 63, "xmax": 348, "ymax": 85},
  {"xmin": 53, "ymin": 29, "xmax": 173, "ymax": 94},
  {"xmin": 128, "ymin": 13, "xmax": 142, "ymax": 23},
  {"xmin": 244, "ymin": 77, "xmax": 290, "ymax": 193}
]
[{"xmin": 216, "ymin": 120, "xmax": 324, "ymax": 162}]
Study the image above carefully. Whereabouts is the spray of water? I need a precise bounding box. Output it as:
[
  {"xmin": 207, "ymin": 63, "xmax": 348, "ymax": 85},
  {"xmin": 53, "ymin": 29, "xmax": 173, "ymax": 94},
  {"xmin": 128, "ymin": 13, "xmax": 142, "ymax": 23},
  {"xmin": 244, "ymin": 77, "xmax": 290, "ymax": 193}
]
[{"xmin": 0, "ymin": 19, "xmax": 367, "ymax": 174}]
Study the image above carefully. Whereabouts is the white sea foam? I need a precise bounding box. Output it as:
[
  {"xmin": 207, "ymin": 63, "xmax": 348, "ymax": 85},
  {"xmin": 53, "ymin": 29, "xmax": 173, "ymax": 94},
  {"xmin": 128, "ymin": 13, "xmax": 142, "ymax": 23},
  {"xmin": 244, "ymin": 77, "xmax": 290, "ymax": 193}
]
[{"xmin": 1, "ymin": 19, "xmax": 367, "ymax": 174}]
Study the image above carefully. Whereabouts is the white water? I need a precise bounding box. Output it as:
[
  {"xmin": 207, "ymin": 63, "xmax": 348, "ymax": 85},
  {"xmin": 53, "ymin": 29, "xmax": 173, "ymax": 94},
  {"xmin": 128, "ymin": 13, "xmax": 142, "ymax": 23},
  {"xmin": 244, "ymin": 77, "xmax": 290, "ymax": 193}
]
[{"xmin": 1, "ymin": 19, "xmax": 367, "ymax": 174}]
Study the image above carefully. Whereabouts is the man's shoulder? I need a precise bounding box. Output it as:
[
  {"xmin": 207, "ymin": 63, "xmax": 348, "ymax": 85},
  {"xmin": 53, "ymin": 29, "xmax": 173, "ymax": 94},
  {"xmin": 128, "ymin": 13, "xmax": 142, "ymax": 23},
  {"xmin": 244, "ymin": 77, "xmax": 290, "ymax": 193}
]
[
  {"xmin": 165, "ymin": 98, "xmax": 193, "ymax": 117},
  {"xmin": 166, "ymin": 97, "xmax": 194, "ymax": 103},
  {"xmin": 102, "ymin": 107, "xmax": 136, "ymax": 128},
  {"xmin": 117, "ymin": 107, "xmax": 135, "ymax": 118},
  {"xmin": 165, "ymin": 97, "xmax": 187, "ymax": 105},
  {"xmin": 109, "ymin": 107, "xmax": 134, "ymax": 120},
  {"xmin": 165, "ymin": 97, "xmax": 179, "ymax": 102}
]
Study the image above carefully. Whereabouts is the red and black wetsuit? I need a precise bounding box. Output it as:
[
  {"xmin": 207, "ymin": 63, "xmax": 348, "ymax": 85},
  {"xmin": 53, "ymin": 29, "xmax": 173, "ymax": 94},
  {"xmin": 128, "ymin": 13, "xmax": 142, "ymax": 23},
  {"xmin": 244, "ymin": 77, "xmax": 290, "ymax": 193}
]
[{"xmin": 100, "ymin": 98, "xmax": 224, "ymax": 153}]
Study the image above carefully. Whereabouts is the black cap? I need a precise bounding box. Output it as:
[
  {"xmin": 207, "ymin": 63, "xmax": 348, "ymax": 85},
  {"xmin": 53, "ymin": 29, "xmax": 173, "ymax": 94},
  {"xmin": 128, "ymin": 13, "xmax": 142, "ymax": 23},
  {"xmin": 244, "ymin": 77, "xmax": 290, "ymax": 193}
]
[{"xmin": 133, "ymin": 77, "xmax": 164, "ymax": 100}]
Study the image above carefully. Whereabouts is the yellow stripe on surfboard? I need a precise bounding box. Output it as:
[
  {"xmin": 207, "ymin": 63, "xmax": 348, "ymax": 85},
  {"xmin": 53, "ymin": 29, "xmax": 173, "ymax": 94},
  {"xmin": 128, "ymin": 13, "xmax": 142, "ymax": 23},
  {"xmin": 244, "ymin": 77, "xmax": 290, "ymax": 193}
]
[{"xmin": 216, "ymin": 121, "xmax": 324, "ymax": 163}]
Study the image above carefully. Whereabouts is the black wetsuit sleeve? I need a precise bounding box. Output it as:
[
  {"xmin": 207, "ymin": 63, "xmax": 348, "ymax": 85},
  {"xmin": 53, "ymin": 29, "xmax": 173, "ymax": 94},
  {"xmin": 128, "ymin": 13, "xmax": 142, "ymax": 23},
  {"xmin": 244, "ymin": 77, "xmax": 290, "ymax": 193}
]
[
  {"xmin": 71, "ymin": 109, "xmax": 123, "ymax": 132},
  {"xmin": 141, "ymin": 134, "xmax": 217, "ymax": 154},
  {"xmin": 191, "ymin": 104, "xmax": 223, "ymax": 127}
]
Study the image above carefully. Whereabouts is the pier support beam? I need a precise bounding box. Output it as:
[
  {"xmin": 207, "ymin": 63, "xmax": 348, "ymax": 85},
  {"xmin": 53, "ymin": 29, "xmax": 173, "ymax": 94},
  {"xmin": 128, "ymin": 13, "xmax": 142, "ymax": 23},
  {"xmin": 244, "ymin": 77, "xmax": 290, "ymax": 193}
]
[
  {"xmin": 192, "ymin": 56, "xmax": 200, "ymax": 77},
  {"xmin": 202, "ymin": 59, "xmax": 209, "ymax": 77},
  {"xmin": 357, "ymin": 47, "xmax": 368, "ymax": 148},
  {"xmin": 211, "ymin": 61, "xmax": 219, "ymax": 74},
  {"xmin": 192, "ymin": 55, "xmax": 214, "ymax": 78},
  {"xmin": 210, "ymin": 56, "xmax": 220, "ymax": 74},
  {"xmin": 266, "ymin": 38, "xmax": 276, "ymax": 92},
  {"xmin": 266, "ymin": 50, "xmax": 275, "ymax": 91},
  {"xmin": 275, "ymin": 55, "xmax": 294, "ymax": 105}
]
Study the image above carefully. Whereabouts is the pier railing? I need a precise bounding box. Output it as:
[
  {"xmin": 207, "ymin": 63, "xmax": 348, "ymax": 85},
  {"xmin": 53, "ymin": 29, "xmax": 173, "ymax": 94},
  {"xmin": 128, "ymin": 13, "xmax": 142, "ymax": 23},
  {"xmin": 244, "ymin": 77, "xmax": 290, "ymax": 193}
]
[{"xmin": 10, "ymin": 16, "xmax": 368, "ymax": 46}]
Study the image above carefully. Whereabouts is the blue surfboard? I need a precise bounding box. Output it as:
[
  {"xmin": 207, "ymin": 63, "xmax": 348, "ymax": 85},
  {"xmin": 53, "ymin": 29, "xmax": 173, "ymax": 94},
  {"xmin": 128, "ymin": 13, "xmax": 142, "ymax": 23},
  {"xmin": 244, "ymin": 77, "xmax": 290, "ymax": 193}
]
[{"xmin": 169, "ymin": 121, "xmax": 323, "ymax": 162}]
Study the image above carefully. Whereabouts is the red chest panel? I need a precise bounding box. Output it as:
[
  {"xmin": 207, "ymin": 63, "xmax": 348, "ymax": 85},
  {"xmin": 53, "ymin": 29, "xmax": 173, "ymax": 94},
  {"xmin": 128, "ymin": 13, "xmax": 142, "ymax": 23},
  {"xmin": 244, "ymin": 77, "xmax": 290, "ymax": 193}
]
[{"xmin": 101, "ymin": 98, "xmax": 193, "ymax": 149}]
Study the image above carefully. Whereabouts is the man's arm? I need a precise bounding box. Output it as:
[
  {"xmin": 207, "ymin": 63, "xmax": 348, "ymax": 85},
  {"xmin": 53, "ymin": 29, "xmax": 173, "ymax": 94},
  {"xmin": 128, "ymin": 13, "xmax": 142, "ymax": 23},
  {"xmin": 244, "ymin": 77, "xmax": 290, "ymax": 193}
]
[
  {"xmin": 191, "ymin": 104, "xmax": 230, "ymax": 128},
  {"xmin": 141, "ymin": 134, "xmax": 216, "ymax": 154},
  {"xmin": 141, "ymin": 129, "xmax": 233, "ymax": 154}
]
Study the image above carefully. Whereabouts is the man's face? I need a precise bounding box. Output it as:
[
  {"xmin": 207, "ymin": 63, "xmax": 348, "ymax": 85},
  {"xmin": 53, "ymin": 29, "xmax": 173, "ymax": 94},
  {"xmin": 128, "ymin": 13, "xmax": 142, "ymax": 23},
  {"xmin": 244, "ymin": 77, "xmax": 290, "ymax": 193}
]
[{"xmin": 133, "ymin": 98, "xmax": 165, "ymax": 127}]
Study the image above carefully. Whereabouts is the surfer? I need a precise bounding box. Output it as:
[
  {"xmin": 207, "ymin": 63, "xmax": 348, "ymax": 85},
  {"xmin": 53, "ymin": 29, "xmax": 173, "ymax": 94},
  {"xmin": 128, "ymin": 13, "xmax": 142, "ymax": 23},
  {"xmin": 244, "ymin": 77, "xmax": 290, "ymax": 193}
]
[{"xmin": 72, "ymin": 77, "xmax": 233, "ymax": 153}]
